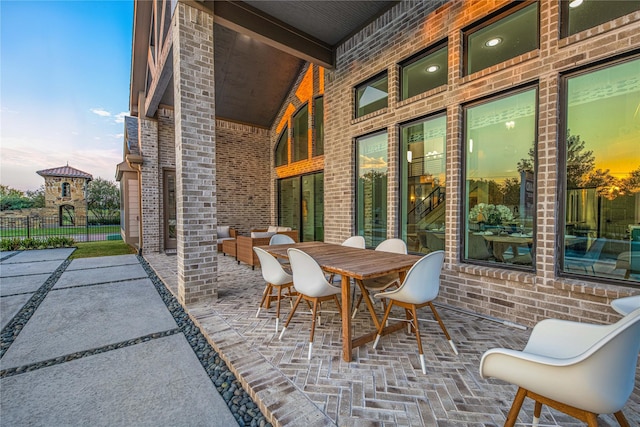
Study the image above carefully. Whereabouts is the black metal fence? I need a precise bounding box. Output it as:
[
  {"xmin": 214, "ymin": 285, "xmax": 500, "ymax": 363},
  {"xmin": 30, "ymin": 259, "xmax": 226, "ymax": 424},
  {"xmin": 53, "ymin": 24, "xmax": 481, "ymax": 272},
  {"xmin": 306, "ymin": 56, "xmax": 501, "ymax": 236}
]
[{"xmin": 0, "ymin": 215, "xmax": 121, "ymax": 242}]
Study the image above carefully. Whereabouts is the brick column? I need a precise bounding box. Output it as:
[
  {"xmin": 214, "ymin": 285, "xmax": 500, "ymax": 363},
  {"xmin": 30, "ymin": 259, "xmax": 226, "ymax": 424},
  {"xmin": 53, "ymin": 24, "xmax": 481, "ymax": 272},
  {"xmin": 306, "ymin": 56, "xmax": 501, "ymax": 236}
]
[
  {"xmin": 139, "ymin": 117, "xmax": 160, "ymax": 254},
  {"xmin": 172, "ymin": 2, "xmax": 217, "ymax": 305}
]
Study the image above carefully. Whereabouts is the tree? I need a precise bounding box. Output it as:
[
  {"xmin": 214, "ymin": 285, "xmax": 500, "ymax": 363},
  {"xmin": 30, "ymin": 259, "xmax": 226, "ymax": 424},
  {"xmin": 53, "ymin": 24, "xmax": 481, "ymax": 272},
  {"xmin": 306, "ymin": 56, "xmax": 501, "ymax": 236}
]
[
  {"xmin": 0, "ymin": 185, "xmax": 32, "ymax": 211},
  {"xmin": 25, "ymin": 186, "xmax": 45, "ymax": 208},
  {"xmin": 86, "ymin": 178, "xmax": 120, "ymax": 222}
]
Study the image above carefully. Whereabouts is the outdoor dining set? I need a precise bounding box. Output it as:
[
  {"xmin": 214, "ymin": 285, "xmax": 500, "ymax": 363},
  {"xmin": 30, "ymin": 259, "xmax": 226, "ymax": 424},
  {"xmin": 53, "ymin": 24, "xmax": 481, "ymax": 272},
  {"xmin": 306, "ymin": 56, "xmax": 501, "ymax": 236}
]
[{"xmin": 244, "ymin": 233, "xmax": 640, "ymax": 427}]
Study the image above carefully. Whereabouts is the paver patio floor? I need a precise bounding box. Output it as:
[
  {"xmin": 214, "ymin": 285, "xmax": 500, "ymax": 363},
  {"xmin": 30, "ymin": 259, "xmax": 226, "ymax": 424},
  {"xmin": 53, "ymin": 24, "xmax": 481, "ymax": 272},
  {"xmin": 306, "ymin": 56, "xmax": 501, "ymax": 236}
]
[{"xmin": 145, "ymin": 252, "xmax": 640, "ymax": 427}]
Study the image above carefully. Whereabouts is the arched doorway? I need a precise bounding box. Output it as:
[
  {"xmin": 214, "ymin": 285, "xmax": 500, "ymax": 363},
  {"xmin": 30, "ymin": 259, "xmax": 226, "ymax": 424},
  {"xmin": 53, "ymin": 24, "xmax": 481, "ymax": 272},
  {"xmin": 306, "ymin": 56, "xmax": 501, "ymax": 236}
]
[{"xmin": 60, "ymin": 204, "xmax": 75, "ymax": 226}]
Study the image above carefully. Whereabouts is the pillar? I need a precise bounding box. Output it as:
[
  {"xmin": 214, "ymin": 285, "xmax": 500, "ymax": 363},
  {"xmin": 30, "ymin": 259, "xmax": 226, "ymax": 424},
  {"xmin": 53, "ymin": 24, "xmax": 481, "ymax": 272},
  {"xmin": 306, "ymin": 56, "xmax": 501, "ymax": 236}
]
[{"xmin": 172, "ymin": 1, "xmax": 217, "ymax": 305}]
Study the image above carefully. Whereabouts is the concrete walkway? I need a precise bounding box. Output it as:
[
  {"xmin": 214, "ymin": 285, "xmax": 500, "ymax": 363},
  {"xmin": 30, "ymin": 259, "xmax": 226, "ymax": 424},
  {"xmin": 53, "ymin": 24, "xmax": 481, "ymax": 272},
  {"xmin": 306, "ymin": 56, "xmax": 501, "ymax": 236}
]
[{"xmin": 0, "ymin": 249, "xmax": 240, "ymax": 427}]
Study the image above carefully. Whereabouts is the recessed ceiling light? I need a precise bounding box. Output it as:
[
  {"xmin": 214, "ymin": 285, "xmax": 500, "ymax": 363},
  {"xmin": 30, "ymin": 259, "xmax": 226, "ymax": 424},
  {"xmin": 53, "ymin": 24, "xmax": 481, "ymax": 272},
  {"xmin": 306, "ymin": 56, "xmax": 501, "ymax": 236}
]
[
  {"xmin": 485, "ymin": 37, "xmax": 502, "ymax": 47},
  {"xmin": 569, "ymin": 0, "xmax": 583, "ymax": 8},
  {"xmin": 425, "ymin": 65, "xmax": 440, "ymax": 73}
]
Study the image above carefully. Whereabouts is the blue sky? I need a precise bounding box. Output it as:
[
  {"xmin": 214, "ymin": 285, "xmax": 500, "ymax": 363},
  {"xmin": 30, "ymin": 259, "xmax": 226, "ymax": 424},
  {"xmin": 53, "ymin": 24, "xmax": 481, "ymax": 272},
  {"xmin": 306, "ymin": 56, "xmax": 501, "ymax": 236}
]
[{"xmin": 1, "ymin": 0, "xmax": 133, "ymax": 191}]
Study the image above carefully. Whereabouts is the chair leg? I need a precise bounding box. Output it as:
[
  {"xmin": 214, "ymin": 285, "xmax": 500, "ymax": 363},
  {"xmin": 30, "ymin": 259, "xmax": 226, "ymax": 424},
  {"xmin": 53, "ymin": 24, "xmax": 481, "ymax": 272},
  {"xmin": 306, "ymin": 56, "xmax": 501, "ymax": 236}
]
[
  {"xmin": 505, "ymin": 387, "xmax": 527, "ymax": 427},
  {"xmin": 352, "ymin": 293, "xmax": 364, "ymax": 318},
  {"xmin": 409, "ymin": 305, "xmax": 427, "ymax": 374},
  {"xmin": 279, "ymin": 294, "xmax": 303, "ymax": 340},
  {"xmin": 614, "ymin": 410, "xmax": 630, "ymax": 427},
  {"xmin": 275, "ymin": 285, "xmax": 283, "ymax": 333},
  {"xmin": 427, "ymin": 302, "xmax": 458, "ymax": 355},
  {"xmin": 256, "ymin": 284, "xmax": 272, "ymax": 317},
  {"xmin": 308, "ymin": 298, "xmax": 319, "ymax": 360},
  {"xmin": 533, "ymin": 401, "xmax": 542, "ymax": 427},
  {"xmin": 373, "ymin": 300, "xmax": 394, "ymax": 349}
]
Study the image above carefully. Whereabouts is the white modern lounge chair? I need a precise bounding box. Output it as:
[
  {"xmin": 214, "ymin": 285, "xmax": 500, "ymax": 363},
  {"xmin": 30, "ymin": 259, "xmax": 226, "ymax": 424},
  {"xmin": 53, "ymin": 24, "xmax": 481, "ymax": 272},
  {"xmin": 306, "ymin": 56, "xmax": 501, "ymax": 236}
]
[
  {"xmin": 279, "ymin": 248, "xmax": 342, "ymax": 360},
  {"xmin": 372, "ymin": 251, "xmax": 458, "ymax": 374},
  {"xmin": 253, "ymin": 247, "xmax": 294, "ymax": 334},
  {"xmin": 479, "ymin": 308, "xmax": 640, "ymax": 427}
]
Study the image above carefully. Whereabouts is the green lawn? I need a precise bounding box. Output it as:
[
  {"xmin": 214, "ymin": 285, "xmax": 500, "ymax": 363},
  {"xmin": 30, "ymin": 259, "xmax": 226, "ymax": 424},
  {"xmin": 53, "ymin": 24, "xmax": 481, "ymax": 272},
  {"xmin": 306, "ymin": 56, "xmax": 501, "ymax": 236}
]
[{"xmin": 70, "ymin": 240, "xmax": 138, "ymax": 259}]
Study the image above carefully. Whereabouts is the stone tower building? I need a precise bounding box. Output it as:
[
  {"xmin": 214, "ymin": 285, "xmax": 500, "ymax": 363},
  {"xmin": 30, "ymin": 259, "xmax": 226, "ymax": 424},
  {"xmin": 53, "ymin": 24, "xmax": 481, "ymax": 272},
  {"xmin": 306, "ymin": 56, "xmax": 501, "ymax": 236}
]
[{"xmin": 36, "ymin": 165, "xmax": 93, "ymax": 224}]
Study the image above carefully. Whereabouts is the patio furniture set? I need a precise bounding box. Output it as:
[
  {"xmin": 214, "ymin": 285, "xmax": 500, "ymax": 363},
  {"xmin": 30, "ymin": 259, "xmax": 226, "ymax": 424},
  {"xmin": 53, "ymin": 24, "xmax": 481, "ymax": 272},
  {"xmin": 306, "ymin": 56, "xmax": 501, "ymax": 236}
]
[
  {"xmin": 248, "ymin": 236, "xmax": 640, "ymax": 427},
  {"xmin": 219, "ymin": 226, "xmax": 299, "ymax": 269}
]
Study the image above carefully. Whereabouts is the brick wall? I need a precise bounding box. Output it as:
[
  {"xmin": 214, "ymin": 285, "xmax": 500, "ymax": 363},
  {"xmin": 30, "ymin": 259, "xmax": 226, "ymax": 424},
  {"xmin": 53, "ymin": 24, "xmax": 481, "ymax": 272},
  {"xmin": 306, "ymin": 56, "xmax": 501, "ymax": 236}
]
[
  {"xmin": 324, "ymin": 0, "xmax": 640, "ymax": 325},
  {"xmin": 215, "ymin": 119, "xmax": 271, "ymax": 234}
]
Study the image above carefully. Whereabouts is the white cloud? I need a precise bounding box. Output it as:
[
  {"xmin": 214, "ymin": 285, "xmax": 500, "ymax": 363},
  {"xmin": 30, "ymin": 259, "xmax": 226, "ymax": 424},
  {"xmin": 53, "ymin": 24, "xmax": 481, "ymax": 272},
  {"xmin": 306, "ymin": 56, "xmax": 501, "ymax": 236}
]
[
  {"xmin": 90, "ymin": 108, "xmax": 111, "ymax": 117},
  {"xmin": 115, "ymin": 112, "xmax": 127, "ymax": 123}
]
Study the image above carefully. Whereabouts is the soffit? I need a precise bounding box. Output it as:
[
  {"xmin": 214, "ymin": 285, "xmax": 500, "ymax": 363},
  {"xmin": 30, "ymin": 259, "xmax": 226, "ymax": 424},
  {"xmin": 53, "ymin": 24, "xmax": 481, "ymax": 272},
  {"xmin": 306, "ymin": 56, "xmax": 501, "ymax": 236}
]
[{"xmin": 135, "ymin": 1, "xmax": 399, "ymax": 127}]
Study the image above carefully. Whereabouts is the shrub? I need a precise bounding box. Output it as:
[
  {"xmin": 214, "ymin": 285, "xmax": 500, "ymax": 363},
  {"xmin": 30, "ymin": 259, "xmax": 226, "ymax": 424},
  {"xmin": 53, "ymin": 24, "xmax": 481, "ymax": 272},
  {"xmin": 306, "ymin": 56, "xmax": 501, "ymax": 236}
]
[{"xmin": 0, "ymin": 236, "xmax": 75, "ymax": 251}]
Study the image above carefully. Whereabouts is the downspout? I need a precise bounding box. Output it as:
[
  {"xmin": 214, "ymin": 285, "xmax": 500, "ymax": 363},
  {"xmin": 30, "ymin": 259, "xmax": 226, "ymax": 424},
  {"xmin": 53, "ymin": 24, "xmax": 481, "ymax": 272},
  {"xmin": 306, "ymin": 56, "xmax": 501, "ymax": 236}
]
[{"xmin": 126, "ymin": 154, "xmax": 144, "ymax": 255}]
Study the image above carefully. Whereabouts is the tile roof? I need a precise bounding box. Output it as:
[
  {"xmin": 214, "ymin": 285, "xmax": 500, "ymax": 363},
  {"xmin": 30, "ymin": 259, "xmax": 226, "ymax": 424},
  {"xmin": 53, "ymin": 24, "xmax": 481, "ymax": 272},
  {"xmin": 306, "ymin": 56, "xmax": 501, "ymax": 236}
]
[
  {"xmin": 36, "ymin": 165, "xmax": 93, "ymax": 180},
  {"xmin": 125, "ymin": 116, "xmax": 140, "ymax": 155}
]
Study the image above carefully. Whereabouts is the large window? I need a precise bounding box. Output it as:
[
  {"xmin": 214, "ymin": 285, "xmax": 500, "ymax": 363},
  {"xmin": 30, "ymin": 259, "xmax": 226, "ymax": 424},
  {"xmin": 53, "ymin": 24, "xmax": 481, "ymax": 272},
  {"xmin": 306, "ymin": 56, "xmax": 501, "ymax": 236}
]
[
  {"xmin": 401, "ymin": 114, "xmax": 446, "ymax": 254},
  {"xmin": 278, "ymin": 172, "xmax": 324, "ymax": 242},
  {"xmin": 314, "ymin": 96, "xmax": 324, "ymax": 156},
  {"xmin": 464, "ymin": 1, "xmax": 538, "ymax": 76},
  {"xmin": 275, "ymin": 127, "xmax": 288, "ymax": 167},
  {"xmin": 400, "ymin": 43, "xmax": 448, "ymax": 100},
  {"xmin": 356, "ymin": 131, "xmax": 388, "ymax": 248},
  {"xmin": 464, "ymin": 87, "xmax": 538, "ymax": 268},
  {"xmin": 292, "ymin": 104, "xmax": 309, "ymax": 162},
  {"xmin": 355, "ymin": 73, "xmax": 388, "ymax": 118},
  {"xmin": 561, "ymin": 57, "xmax": 640, "ymax": 283},
  {"xmin": 561, "ymin": 0, "xmax": 639, "ymax": 38}
]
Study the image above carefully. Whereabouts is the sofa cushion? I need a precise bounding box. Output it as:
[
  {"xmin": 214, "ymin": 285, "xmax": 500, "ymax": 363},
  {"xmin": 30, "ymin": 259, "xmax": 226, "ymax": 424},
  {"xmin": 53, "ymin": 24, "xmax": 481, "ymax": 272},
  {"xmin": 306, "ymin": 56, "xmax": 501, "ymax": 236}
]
[
  {"xmin": 267, "ymin": 226, "xmax": 278, "ymax": 233},
  {"xmin": 217, "ymin": 225, "xmax": 230, "ymax": 239},
  {"xmin": 276, "ymin": 226, "xmax": 291, "ymax": 232},
  {"xmin": 251, "ymin": 231, "xmax": 275, "ymax": 239}
]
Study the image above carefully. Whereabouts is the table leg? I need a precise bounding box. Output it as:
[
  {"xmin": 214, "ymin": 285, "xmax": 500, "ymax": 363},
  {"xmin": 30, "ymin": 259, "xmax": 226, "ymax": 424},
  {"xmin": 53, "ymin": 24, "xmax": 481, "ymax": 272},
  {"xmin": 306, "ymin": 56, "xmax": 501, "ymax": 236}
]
[
  {"xmin": 341, "ymin": 274, "xmax": 352, "ymax": 362},
  {"xmin": 355, "ymin": 279, "xmax": 381, "ymax": 330}
]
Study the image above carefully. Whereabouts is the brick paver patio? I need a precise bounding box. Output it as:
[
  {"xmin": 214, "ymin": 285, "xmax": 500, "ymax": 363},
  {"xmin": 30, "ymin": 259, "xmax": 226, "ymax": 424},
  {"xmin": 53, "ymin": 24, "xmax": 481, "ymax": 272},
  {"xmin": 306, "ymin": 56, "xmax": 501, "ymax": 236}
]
[{"xmin": 145, "ymin": 252, "xmax": 640, "ymax": 427}]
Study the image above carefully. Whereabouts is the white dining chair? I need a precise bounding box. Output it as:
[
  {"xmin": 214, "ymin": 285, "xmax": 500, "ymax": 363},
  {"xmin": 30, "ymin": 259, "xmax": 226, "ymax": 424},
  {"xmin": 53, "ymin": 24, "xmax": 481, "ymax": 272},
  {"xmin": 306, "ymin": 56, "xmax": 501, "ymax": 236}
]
[
  {"xmin": 269, "ymin": 233, "xmax": 295, "ymax": 245},
  {"xmin": 341, "ymin": 235, "xmax": 366, "ymax": 248},
  {"xmin": 611, "ymin": 294, "xmax": 640, "ymax": 315},
  {"xmin": 372, "ymin": 251, "xmax": 458, "ymax": 374},
  {"xmin": 269, "ymin": 233, "xmax": 295, "ymax": 268},
  {"xmin": 352, "ymin": 238, "xmax": 407, "ymax": 318},
  {"xmin": 253, "ymin": 247, "xmax": 294, "ymax": 334},
  {"xmin": 479, "ymin": 308, "xmax": 640, "ymax": 427},
  {"xmin": 279, "ymin": 248, "xmax": 342, "ymax": 360}
]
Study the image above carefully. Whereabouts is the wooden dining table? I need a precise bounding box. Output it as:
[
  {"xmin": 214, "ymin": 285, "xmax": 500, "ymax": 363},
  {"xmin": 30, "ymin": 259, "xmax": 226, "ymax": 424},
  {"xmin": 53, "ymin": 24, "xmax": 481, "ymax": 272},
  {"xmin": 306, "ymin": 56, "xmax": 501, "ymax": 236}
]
[{"xmin": 257, "ymin": 241, "xmax": 422, "ymax": 362}]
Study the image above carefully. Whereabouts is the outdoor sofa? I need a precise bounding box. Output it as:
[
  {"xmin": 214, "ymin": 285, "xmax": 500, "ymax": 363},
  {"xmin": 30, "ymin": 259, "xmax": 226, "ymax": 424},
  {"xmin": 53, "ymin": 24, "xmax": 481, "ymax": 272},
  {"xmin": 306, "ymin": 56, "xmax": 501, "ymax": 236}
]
[{"xmin": 236, "ymin": 226, "xmax": 299, "ymax": 269}]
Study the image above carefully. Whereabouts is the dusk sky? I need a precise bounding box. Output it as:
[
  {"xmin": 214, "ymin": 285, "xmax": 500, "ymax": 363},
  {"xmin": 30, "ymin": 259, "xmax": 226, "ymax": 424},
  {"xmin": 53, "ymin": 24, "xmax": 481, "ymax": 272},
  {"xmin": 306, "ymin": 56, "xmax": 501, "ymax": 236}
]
[{"xmin": 1, "ymin": 0, "xmax": 133, "ymax": 191}]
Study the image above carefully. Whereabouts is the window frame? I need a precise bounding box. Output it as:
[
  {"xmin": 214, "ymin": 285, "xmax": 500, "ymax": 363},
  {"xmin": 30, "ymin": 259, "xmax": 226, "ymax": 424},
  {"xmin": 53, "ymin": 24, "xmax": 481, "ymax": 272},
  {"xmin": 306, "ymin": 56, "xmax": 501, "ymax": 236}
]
[
  {"xmin": 275, "ymin": 126, "xmax": 288, "ymax": 167},
  {"xmin": 354, "ymin": 71, "xmax": 389, "ymax": 119},
  {"xmin": 398, "ymin": 111, "xmax": 447, "ymax": 249},
  {"xmin": 292, "ymin": 103, "xmax": 309, "ymax": 163},
  {"xmin": 462, "ymin": 0, "xmax": 539, "ymax": 77},
  {"xmin": 399, "ymin": 39, "xmax": 448, "ymax": 101},
  {"xmin": 560, "ymin": 0, "xmax": 640, "ymax": 39},
  {"xmin": 313, "ymin": 95, "xmax": 324, "ymax": 156},
  {"xmin": 557, "ymin": 53, "xmax": 640, "ymax": 285},
  {"xmin": 460, "ymin": 83, "xmax": 539, "ymax": 270},
  {"xmin": 355, "ymin": 129, "xmax": 389, "ymax": 248}
]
